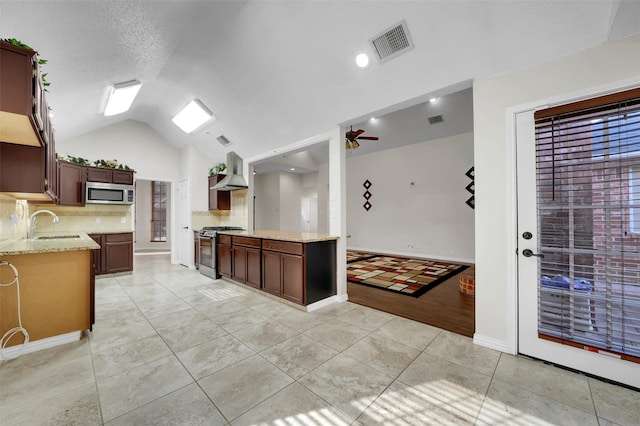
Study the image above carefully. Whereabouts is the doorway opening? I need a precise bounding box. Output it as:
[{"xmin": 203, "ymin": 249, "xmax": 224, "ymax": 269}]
[{"xmin": 134, "ymin": 179, "xmax": 172, "ymax": 255}]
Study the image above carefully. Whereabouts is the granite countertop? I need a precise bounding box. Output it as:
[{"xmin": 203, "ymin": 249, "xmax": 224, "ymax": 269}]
[
  {"xmin": 0, "ymin": 232, "xmax": 100, "ymax": 256},
  {"xmin": 217, "ymin": 229, "xmax": 338, "ymax": 243}
]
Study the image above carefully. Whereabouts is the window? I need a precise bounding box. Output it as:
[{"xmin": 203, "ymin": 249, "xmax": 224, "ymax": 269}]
[
  {"xmin": 534, "ymin": 87, "xmax": 640, "ymax": 361},
  {"xmin": 151, "ymin": 181, "xmax": 167, "ymax": 242},
  {"xmin": 632, "ymin": 166, "xmax": 640, "ymax": 234}
]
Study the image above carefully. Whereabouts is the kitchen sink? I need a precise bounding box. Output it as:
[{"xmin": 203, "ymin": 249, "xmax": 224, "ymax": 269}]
[{"xmin": 35, "ymin": 234, "xmax": 81, "ymax": 240}]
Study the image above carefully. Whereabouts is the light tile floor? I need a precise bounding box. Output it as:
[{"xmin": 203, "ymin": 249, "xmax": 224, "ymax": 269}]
[{"xmin": 1, "ymin": 254, "xmax": 639, "ymax": 425}]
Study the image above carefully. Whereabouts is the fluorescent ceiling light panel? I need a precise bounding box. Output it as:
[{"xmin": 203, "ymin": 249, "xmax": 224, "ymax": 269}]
[
  {"xmin": 172, "ymin": 99, "xmax": 214, "ymax": 133},
  {"xmin": 104, "ymin": 80, "xmax": 142, "ymax": 116}
]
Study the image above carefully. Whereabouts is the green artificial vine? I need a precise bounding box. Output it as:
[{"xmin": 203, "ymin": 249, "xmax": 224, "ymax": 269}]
[
  {"xmin": 60, "ymin": 154, "xmax": 136, "ymax": 172},
  {"xmin": 208, "ymin": 163, "xmax": 227, "ymax": 176}
]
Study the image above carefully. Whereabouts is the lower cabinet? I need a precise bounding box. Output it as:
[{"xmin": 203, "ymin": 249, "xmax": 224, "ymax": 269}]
[
  {"xmin": 105, "ymin": 233, "xmax": 133, "ymax": 273},
  {"xmin": 232, "ymin": 236, "xmax": 261, "ymax": 288},
  {"xmin": 262, "ymin": 240, "xmax": 305, "ymax": 304},
  {"xmin": 89, "ymin": 232, "xmax": 133, "ymax": 275},
  {"xmin": 89, "ymin": 234, "xmax": 103, "ymax": 274},
  {"xmin": 218, "ymin": 235, "xmax": 336, "ymax": 306},
  {"xmin": 281, "ymin": 253, "xmax": 304, "ymax": 304},
  {"xmin": 218, "ymin": 235, "xmax": 232, "ymax": 278}
]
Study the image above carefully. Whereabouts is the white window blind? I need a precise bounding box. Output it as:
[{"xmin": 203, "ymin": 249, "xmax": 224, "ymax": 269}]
[
  {"xmin": 631, "ymin": 166, "xmax": 640, "ymax": 234},
  {"xmin": 534, "ymin": 88, "xmax": 640, "ymax": 362}
]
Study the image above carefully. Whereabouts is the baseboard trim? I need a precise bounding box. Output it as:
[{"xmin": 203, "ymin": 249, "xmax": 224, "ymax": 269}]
[
  {"xmin": 306, "ymin": 294, "xmax": 346, "ymax": 312},
  {"xmin": 473, "ymin": 333, "xmax": 514, "ymax": 354},
  {"xmin": 0, "ymin": 331, "xmax": 82, "ymax": 360}
]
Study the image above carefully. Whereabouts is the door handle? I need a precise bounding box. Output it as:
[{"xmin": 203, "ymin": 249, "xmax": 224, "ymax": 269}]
[
  {"xmin": 182, "ymin": 226, "xmax": 188, "ymax": 230},
  {"xmin": 522, "ymin": 249, "xmax": 544, "ymax": 258}
]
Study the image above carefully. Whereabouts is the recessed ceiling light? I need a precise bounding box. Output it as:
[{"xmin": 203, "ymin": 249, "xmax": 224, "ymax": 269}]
[
  {"xmin": 290, "ymin": 168, "xmax": 296, "ymax": 171},
  {"xmin": 104, "ymin": 80, "xmax": 142, "ymax": 116},
  {"xmin": 172, "ymin": 99, "xmax": 214, "ymax": 133},
  {"xmin": 355, "ymin": 53, "xmax": 370, "ymax": 69},
  {"xmin": 429, "ymin": 97, "xmax": 439, "ymax": 104},
  {"xmin": 370, "ymin": 117, "xmax": 377, "ymax": 122}
]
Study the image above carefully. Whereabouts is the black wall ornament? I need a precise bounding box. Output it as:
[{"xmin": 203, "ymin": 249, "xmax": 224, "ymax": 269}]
[
  {"xmin": 363, "ymin": 179, "xmax": 372, "ymax": 211},
  {"xmin": 465, "ymin": 167, "xmax": 475, "ymax": 209}
]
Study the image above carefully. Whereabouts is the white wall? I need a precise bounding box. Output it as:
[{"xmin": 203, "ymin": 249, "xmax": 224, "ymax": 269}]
[
  {"xmin": 474, "ymin": 34, "xmax": 640, "ymax": 352},
  {"xmin": 179, "ymin": 144, "xmax": 219, "ymax": 212},
  {"xmin": 279, "ymin": 172, "xmax": 303, "ymax": 232},
  {"xmin": 254, "ymin": 171, "xmax": 280, "ymax": 230},
  {"xmin": 317, "ymin": 162, "xmax": 329, "ymax": 234},
  {"xmin": 59, "ymin": 120, "xmax": 181, "ymax": 182},
  {"xmin": 346, "ymin": 131, "xmax": 474, "ymax": 262}
]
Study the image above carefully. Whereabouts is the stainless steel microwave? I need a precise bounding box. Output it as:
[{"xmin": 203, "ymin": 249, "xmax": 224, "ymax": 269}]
[{"xmin": 86, "ymin": 182, "xmax": 135, "ymax": 205}]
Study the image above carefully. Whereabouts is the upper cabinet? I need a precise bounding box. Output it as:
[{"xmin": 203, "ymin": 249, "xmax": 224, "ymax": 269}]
[
  {"xmin": 57, "ymin": 160, "xmax": 85, "ymax": 206},
  {"xmin": 0, "ymin": 41, "xmax": 40, "ymax": 147},
  {"xmin": 0, "ymin": 41, "xmax": 56, "ymax": 202},
  {"xmin": 208, "ymin": 175, "xmax": 231, "ymax": 211},
  {"xmin": 86, "ymin": 166, "xmax": 134, "ymax": 185}
]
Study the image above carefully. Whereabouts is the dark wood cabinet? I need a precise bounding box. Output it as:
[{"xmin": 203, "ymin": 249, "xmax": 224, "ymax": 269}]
[
  {"xmin": 281, "ymin": 253, "xmax": 304, "ymax": 304},
  {"xmin": 85, "ymin": 166, "xmax": 134, "ymax": 185},
  {"xmin": 0, "ymin": 41, "xmax": 40, "ymax": 147},
  {"xmin": 262, "ymin": 240, "xmax": 305, "ymax": 303},
  {"xmin": 232, "ymin": 236, "xmax": 261, "ymax": 288},
  {"xmin": 112, "ymin": 170, "xmax": 134, "ymax": 185},
  {"xmin": 104, "ymin": 233, "xmax": 133, "ymax": 273},
  {"xmin": 233, "ymin": 246, "xmax": 248, "ymax": 283},
  {"xmin": 218, "ymin": 234, "xmax": 336, "ymax": 306},
  {"xmin": 218, "ymin": 234, "xmax": 232, "ymax": 278},
  {"xmin": 57, "ymin": 160, "xmax": 85, "ymax": 206},
  {"xmin": 208, "ymin": 175, "xmax": 231, "ymax": 211},
  {"xmin": 89, "ymin": 234, "xmax": 104, "ymax": 274},
  {"xmin": 0, "ymin": 143, "xmax": 44, "ymax": 194},
  {"xmin": 89, "ymin": 232, "xmax": 133, "ymax": 275},
  {"xmin": 246, "ymin": 247, "xmax": 261, "ymax": 288},
  {"xmin": 86, "ymin": 167, "xmax": 112, "ymax": 183},
  {"xmin": 0, "ymin": 41, "xmax": 57, "ymax": 202},
  {"xmin": 262, "ymin": 250, "xmax": 282, "ymax": 296}
]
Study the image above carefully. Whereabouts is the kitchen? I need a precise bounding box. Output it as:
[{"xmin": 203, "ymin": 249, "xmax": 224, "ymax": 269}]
[{"xmin": 2, "ymin": 1, "xmax": 640, "ymax": 424}]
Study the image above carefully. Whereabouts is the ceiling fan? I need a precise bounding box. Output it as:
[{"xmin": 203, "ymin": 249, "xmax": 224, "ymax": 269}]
[{"xmin": 345, "ymin": 126, "xmax": 379, "ymax": 150}]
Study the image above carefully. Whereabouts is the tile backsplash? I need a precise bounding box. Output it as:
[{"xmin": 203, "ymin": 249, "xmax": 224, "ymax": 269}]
[
  {"xmin": 30, "ymin": 204, "xmax": 134, "ymax": 234},
  {"xmin": 192, "ymin": 189, "xmax": 248, "ymax": 231},
  {"xmin": 0, "ymin": 198, "xmax": 28, "ymax": 240},
  {"xmin": 0, "ymin": 197, "xmax": 133, "ymax": 240}
]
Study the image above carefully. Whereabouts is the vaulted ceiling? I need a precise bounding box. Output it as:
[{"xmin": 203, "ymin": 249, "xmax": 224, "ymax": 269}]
[{"xmin": 2, "ymin": 1, "xmax": 639, "ymax": 163}]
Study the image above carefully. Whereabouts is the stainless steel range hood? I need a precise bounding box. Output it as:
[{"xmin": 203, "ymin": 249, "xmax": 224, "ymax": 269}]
[{"xmin": 213, "ymin": 151, "xmax": 248, "ymax": 191}]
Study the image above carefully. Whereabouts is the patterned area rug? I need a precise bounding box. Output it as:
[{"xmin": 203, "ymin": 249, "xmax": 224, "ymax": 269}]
[
  {"xmin": 347, "ymin": 255, "xmax": 469, "ymax": 298},
  {"xmin": 346, "ymin": 250, "xmax": 379, "ymax": 263}
]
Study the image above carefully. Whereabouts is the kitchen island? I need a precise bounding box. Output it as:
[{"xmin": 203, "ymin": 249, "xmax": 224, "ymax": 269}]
[
  {"xmin": 0, "ymin": 232, "xmax": 99, "ymax": 355},
  {"xmin": 217, "ymin": 230, "xmax": 338, "ymax": 307}
]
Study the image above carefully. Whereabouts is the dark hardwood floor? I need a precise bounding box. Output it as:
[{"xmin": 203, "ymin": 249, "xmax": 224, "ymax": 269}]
[{"xmin": 347, "ymin": 265, "xmax": 475, "ymax": 337}]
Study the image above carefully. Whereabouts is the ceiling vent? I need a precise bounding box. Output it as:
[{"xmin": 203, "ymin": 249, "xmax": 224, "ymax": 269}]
[
  {"xmin": 428, "ymin": 115, "xmax": 443, "ymax": 125},
  {"xmin": 369, "ymin": 20, "xmax": 414, "ymax": 63},
  {"xmin": 217, "ymin": 135, "xmax": 232, "ymax": 147}
]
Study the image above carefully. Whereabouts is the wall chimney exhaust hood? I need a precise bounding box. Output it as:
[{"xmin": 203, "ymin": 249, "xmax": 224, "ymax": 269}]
[{"xmin": 213, "ymin": 151, "xmax": 248, "ymax": 191}]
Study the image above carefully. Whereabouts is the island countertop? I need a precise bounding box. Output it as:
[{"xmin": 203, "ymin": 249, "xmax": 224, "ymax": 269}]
[
  {"xmin": 216, "ymin": 229, "xmax": 338, "ymax": 243},
  {"xmin": 0, "ymin": 232, "xmax": 100, "ymax": 256}
]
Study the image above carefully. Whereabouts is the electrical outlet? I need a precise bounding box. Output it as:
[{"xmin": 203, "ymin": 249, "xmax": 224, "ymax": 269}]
[
  {"xmin": 407, "ymin": 244, "xmax": 414, "ymax": 250},
  {"xmin": 120, "ymin": 217, "xmax": 126, "ymax": 224},
  {"xmin": 95, "ymin": 217, "xmax": 101, "ymax": 224}
]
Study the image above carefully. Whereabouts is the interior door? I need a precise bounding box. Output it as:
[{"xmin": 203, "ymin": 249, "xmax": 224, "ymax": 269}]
[
  {"xmin": 516, "ymin": 110, "xmax": 639, "ymax": 388},
  {"xmin": 177, "ymin": 178, "xmax": 190, "ymax": 267},
  {"xmin": 301, "ymin": 197, "xmax": 318, "ymax": 233}
]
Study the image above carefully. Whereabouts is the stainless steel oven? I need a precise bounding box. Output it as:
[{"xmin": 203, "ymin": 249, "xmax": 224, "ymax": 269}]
[{"xmin": 198, "ymin": 226, "xmax": 243, "ymax": 279}]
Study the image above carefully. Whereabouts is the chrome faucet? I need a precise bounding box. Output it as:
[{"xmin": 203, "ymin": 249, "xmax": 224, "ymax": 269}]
[{"xmin": 28, "ymin": 210, "xmax": 59, "ymax": 239}]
